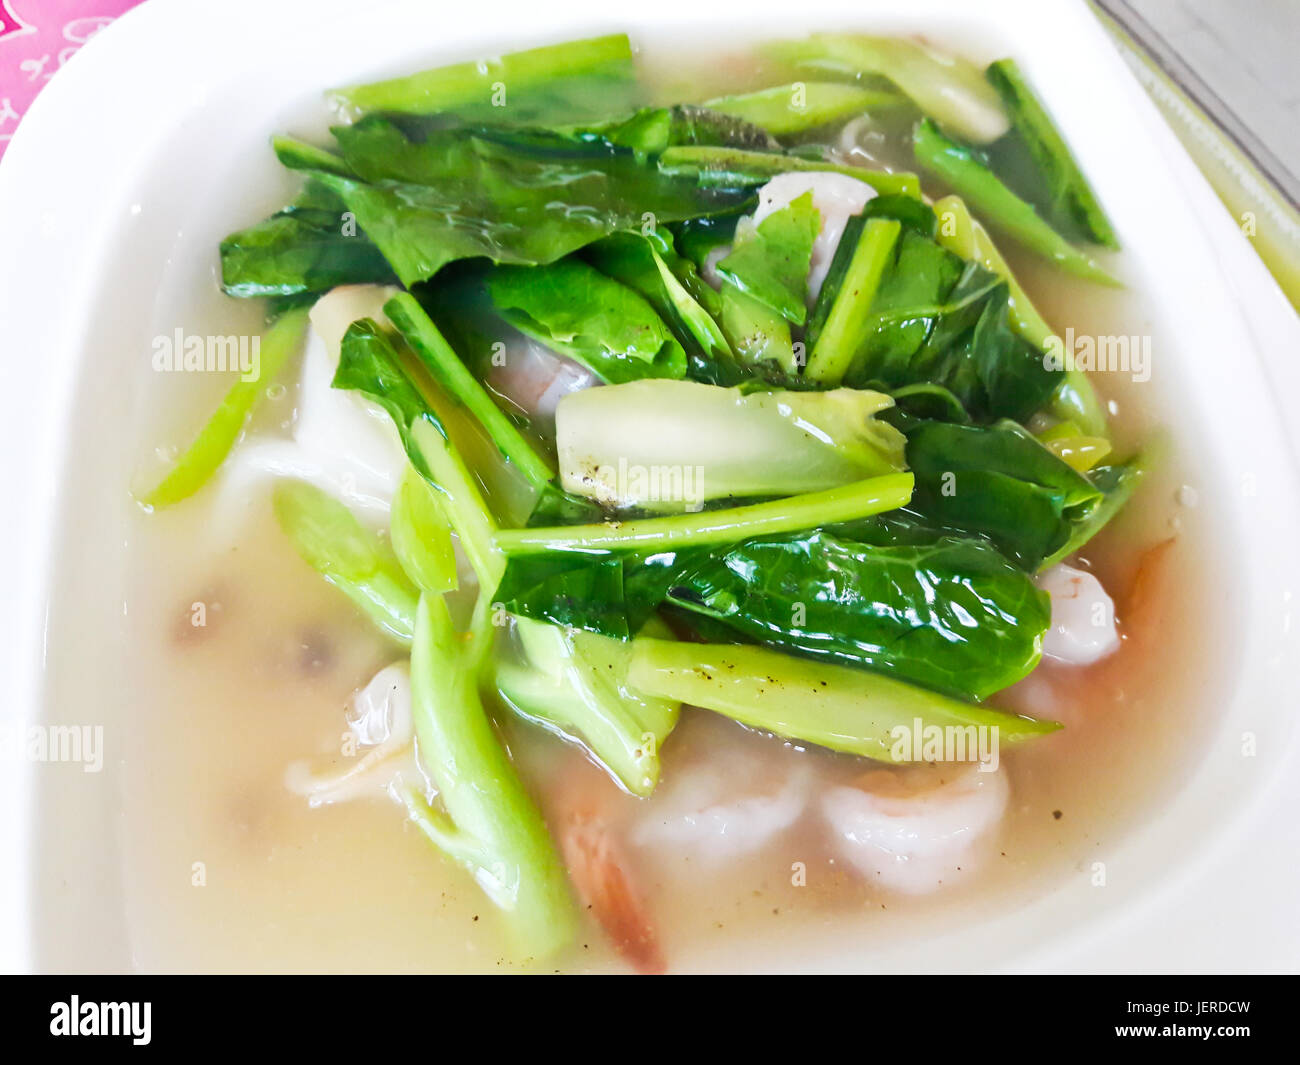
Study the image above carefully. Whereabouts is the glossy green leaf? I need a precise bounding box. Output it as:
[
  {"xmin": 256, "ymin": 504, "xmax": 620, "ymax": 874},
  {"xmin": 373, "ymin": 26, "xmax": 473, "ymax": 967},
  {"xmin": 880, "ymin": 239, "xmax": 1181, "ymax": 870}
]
[{"xmin": 715, "ymin": 191, "xmax": 819, "ymax": 324}]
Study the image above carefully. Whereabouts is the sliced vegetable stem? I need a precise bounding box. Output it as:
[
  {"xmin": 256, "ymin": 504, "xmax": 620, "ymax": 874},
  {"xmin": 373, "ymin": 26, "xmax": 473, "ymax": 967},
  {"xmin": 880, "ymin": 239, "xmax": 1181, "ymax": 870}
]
[
  {"xmin": 272, "ymin": 479, "xmax": 418, "ymax": 644},
  {"xmin": 496, "ymin": 473, "xmax": 914, "ymax": 555},
  {"xmin": 702, "ymin": 82, "xmax": 907, "ymax": 135},
  {"xmin": 658, "ymin": 145, "xmax": 921, "ymax": 198},
  {"xmin": 333, "ymin": 34, "xmax": 634, "ymax": 114},
  {"xmin": 627, "ymin": 638, "xmax": 1060, "ymax": 761},
  {"xmin": 141, "ymin": 308, "xmax": 308, "ymax": 507},
  {"xmin": 390, "ymin": 466, "xmax": 459, "ymax": 595},
  {"xmin": 805, "ymin": 219, "xmax": 901, "ymax": 385},
  {"xmin": 913, "ymin": 119, "xmax": 1118, "ymax": 285},
  {"xmin": 930, "ymin": 193, "xmax": 1053, "ymax": 348},
  {"xmin": 985, "ymin": 58, "xmax": 1119, "ymax": 249},
  {"xmin": 409, "ymin": 419, "xmax": 504, "ymax": 591},
  {"xmin": 385, "ymin": 292, "xmax": 556, "ymax": 490},
  {"xmin": 408, "ymin": 593, "xmax": 577, "ymax": 961},
  {"xmin": 762, "ymin": 34, "xmax": 1010, "ymax": 144}
]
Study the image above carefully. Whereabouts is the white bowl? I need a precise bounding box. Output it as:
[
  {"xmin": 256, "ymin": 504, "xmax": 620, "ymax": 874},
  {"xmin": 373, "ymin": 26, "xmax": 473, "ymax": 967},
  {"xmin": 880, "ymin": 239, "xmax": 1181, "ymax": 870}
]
[{"xmin": 2, "ymin": 0, "xmax": 1298, "ymax": 972}]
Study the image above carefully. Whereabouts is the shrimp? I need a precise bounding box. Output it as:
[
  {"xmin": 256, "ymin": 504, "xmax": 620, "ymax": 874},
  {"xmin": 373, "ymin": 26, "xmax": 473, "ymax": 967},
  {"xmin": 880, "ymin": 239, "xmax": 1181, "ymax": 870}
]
[
  {"xmin": 821, "ymin": 763, "xmax": 1009, "ymax": 895},
  {"xmin": 551, "ymin": 769, "xmax": 665, "ymax": 974},
  {"xmin": 1035, "ymin": 562, "xmax": 1120, "ymax": 666},
  {"xmin": 285, "ymin": 661, "xmax": 419, "ymax": 806},
  {"xmin": 485, "ymin": 328, "xmax": 597, "ymax": 425},
  {"xmin": 630, "ymin": 750, "xmax": 809, "ymax": 864},
  {"xmin": 836, "ymin": 114, "xmax": 892, "ymax": 169},
  {"xmin": 1120, "ymin": 537, "xmax": 1177, "ymax": 651}
]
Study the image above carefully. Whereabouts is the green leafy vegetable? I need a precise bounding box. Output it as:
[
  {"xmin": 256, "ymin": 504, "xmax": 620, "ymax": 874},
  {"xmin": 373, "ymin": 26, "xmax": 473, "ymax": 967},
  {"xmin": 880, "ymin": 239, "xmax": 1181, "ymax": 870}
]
[
  {"xmin": 930, "ymin": 193, "xmax": 1053, "ymax": 349},
  {"xmin": 495, "ymin": 548, "xmax": 700, "ymax": 641},
  {"xmin": 390, "ymin": 466, "xmax": 459, "ymax": 596},
  {"xmin": 1039, "ymin": 457, "xmax": 1144, "ymax": 570},
  {"xmin": 484, "ymin": 259, "xmax": 686, "ymax": 383},
  {"xmin": 658, "ymin": 144, "xmax": 921, "ymax": 197},
  {"xmin": 333, "ymin": 319, "xmax": 507, "ymax": 587},
  {"xmin": 383, "ymin": 291, "xmax": 556, "ymax": 489},
  {"xmin": 219, "ymin": 183, "xmax": 397, "ymax": 299},
  {"xmin": 272, "ymin": 479, "xmax": 419, "ymax": 643},
  {"xmin": 904, "ymin": 419, "xmax": 1103, "ymax": 569},
  {"xmin": 496, "ymin": 616, "xmax": 680, "ymax": 796},
  {"xmin": 333, "ymin": 33, "xmax": 640, "ymax": 125},
  {"xmin": 584, "ymin": 228, "xmax": 734, "ymax": 364},
  {"xmin": 496, "ymin": 511, "xmax": 1050, "ymax": 701},
  {"xmin": 573, "ymin": 104, "xmax": 781, "ymax": 156},
  {"xmin": 763, "ymin": 34, "xmax": 1009, "ymax": 144},
  {"xmin": 718, "ymin": 284, "xmax": 797, "ymax": 376},
  {"xmin": 715, "ymin": 191, "xmax": 819, "ymax": 324},
  {"xmin": 804, "ymin": 218, "xmax": 901, "ymax": 383},
  {"xmin": 405, "ymin": 594, "xmax": 577, "ymax": 961},
  {"xmin": 554, "ymin": 379, "xmax": 906, "ymax": 511},
  {"xmin": 627, "ymin": 638, "xmax": 1059, "ymax": 761},
  {"xmin": 806, "ymin": 212, "xmax": 1058, "ymax": 422},
  {"xmin": 496, "ymin": 473, "xmax": 914, "ymax": 555},
  {"xmin": 141, "ymin": 309, "xmax": 309, "ymax": 506},
  {"xmin": 703, "ymin": 82, "xmax": 908, "ymax": 135},
  {"xmin": 292, "ymin": 118, "xmax": 752, "ymax": 287},
  {"xmin": 928, "ymin": 193, "xmax": 1107, "ymax": 435},
  {"xmin": 985, "ymin": 58, "xmax": 1119, "ymax": 248},
  {"xmin": 912, "ymin": 119, "xmax": 1117, "ymax": 284},
  {"xmin": 669, "ymin": 522, "xmax": 1049, "ymax": 700}
]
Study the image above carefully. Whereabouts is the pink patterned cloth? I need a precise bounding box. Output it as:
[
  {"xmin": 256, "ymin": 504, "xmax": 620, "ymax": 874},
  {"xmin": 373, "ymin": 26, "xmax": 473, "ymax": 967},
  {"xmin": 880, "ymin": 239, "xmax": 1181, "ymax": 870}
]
[{"xmin": 0, "ymin": 0, "xmax": 142, "ymax": 161}]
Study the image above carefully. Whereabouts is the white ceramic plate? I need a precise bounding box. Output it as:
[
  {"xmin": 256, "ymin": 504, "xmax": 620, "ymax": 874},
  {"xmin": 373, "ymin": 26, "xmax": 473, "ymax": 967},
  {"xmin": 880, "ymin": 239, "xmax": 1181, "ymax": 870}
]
[{"xmin": 2, "ymin": 0, "xmax": 1298, "ymax": 973}]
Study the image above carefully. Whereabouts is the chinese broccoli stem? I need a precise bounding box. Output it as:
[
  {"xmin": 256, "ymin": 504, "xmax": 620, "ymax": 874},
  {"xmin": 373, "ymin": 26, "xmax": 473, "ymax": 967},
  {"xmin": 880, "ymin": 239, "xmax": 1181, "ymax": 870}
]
[
  {"xmin": 385, "ymin": 293, "xmax": 556, "ymax": 492},
  {"xmin": 804, "ymin": 219, "xmax": 901, "ymax": 385},
  {"xmin": 406, "ymin": 593, "xmax": 577, "ymax": 961},
  {"xmin": 141, "ymin": 308, "xmax": 308, "ymax": 507},
  {"xmin": 495, "ymin": 473, "xmax": 914, "ymax": 555},
  {"xmin": 627, "ymin": 638, "xmax": 1060, "ymax": 761}
]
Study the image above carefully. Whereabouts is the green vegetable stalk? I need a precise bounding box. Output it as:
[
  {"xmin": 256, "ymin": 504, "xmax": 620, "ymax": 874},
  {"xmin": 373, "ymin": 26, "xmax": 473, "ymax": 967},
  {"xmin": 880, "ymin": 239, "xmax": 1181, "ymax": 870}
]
[
  {"xmin": 715, "ymin": 192, "xmax": 819, "ymax": 325},
  {"xmin": 496, "ymin": 616, "xmax": 680, "ymax": 797},
  {"xmin": 985, "ymin": 58, "xmax": 1119, "ymax": 249},
  {"xmin": 405, "ymin": 594, "xmax": 577, "ymax": 961},
  {"xmin": 389, "ymin": 466, "xmax": 459, "ymax": 596},
  {"xmin": 384, "ymin": 292, "xmax": 556, "ymax": 491},
  {"xmin": 703, "ymin": 82, "xmax": 908, "ymax": 135},
  {"xmin": 804, "ymin": 218, "xmax": 901, "ymax": 384},
  {"xmin": 658, "ymin": 145, "xmax": 921, "ymax": 198},
  {"xmin": 272, "ymin": 479, "xmax": 418, "ymax": 644},
  {"xmin": 913, "ymin": 119, "xmax": 1117, "ymax": 285},
  {"xmin": 141, "ymin": 309, "xmax": 308, "ymax": 507},
  {"xmin": 496, "ymin": 472, "xmax": 915, "ymax": 555},
  {"xmin": 627, "ymin": 638, "xmax": 1060, "ymax": 761},
  {"xmin": 762, "ymin": 34, "xmax": 1010, "ymax": 144},
  {"xmin": 928, "ymin": 193, "xmax": 1109, "ymax": 436},
  {"xmin": 554, "ymin": 378, "xmax": 907, "ymax": 511},
  {"xmin": 930, "ymin": 193, "xmax": 1053, "ymax": 348},
  {"xmin": 333, "ymin": 34, "xmax": 635, "ymax": 115}
]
